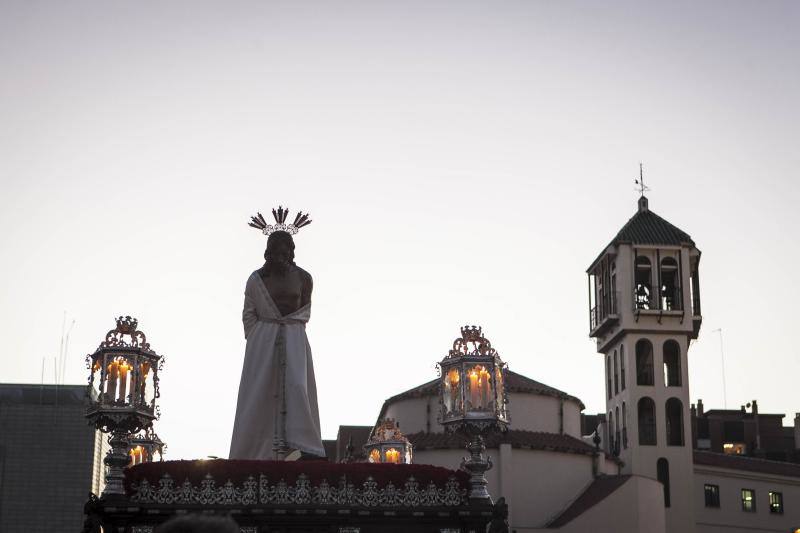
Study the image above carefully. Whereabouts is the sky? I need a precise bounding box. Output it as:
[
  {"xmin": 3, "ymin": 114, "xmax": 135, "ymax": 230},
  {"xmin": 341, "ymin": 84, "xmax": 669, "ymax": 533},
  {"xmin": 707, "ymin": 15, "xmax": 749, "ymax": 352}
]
[{"xmin": 1, "ymin": 1, "xmax": 798, "ymax": 460}]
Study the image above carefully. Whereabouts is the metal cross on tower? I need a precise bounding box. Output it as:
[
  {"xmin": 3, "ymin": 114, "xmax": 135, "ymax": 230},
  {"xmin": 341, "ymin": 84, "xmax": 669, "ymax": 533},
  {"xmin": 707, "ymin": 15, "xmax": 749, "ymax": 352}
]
[{"xmin": 634, "ymin": 162, "xmax": 650, "ymax": 196}]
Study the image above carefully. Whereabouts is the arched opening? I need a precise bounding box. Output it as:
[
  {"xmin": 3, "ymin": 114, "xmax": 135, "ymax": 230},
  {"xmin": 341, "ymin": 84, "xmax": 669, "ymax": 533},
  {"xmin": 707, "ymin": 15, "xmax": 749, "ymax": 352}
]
[
  {"xmin": 608, "ymin": 410, "xmax": 615, "ymax": 453},
  {"xmin": 620, "ymin": 344, "xmax": 626, "ymax": 390},
  {"xmin": 622, "ymin": 401, "xmax": 628, "ymax": 448},
  {"xmin": 638, "ymin": 397, "xmax": 656, "ymax": 445},
  {"xmin": 613, "ymin": 350, "xmax": 619, "ymax": 395},
  {"xmin": 657, "ymin": 458, "xmax": 671, "ymax": 507},
  {"xmin": 660, "ymin": 257, "xmax": 680, "ymax": 310},
  {"xmin": 663, "ymin": 340, "xmax": 681, "ymax": 386},
  {"xmin": 635, "ymin": 256, "xmax": 652, "ymax": 309},
  {"xmin": 615, "ymin": 406, "xmax": 620, "ymax": 452},
  {"xmin": 636, "ymin": 339, "xmax": 654, "ymax": 386},
  {"xmin": 666, "ymin": 398, "xmax": 684, "ymax": 446},
  {"xmin": 606, "ymin": 356, "xmax": 612, "ymax": 399}
]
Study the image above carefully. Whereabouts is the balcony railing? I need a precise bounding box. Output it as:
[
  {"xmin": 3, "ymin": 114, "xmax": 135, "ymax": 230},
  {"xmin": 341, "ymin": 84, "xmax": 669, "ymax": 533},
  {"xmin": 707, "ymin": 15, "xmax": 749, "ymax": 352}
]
[{"xmin": 589, "ymin": 291, "xmax": 619, "ymax": 333}]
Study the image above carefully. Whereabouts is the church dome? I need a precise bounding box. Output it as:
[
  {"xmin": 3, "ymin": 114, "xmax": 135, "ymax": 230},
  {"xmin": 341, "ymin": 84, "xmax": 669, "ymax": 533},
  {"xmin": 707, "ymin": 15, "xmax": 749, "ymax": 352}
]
[{"xmin": 377, "ymin": 370, "xmax": 586, "ymax": 439}]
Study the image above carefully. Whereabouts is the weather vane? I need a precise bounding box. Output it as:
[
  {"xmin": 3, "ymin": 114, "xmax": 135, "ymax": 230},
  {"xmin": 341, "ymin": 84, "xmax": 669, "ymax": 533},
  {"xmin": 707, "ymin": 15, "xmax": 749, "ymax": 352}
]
[{"xmin": 634, "ymin": 162, "xmax": 650, "ymax": 197}]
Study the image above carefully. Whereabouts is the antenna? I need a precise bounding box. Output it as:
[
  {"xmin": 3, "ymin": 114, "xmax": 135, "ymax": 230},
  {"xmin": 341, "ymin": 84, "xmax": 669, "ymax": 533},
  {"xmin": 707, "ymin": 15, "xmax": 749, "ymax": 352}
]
[
  {"xmin": 60, "ymin": 318, "xmax": 75, "ymax": 385},
  {"xmin": 634, "ymin": 162, "xmax": 650, "ymax": 196},
  {"xmin": 712, "ymin": 328, "xmax": 728, "ymax": 408}
]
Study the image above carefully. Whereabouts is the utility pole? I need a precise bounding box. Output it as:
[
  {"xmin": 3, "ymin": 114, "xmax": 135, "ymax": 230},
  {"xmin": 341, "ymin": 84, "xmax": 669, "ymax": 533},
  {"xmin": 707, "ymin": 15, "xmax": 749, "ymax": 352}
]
[{"xmin": 712, "ymin": 328, "xmax": 728, "ymax": 408}]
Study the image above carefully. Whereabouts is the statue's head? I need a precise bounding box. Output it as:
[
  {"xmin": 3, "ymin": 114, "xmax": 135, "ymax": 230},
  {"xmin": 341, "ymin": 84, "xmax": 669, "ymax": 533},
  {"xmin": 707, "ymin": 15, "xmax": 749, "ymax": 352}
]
[{"xmin": 264, "ymin": 231, "xmax": 295, "ymax": 274}]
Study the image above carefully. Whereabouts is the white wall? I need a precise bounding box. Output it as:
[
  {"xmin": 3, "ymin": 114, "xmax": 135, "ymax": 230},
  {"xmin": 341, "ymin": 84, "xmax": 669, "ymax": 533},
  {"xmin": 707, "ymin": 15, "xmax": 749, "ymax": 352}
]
[
  {"xmin": 553, "ymin": 476, "xmax": 666, "ymax": 533},
  {"xmin": 693, "ymin": 465, "xmax": 800, "ymax": 533},
  {"xmin": 414, "ymin": 446, "xmax": 597, "ymax": 529},
  {"xmin": 507, "ymin": 392, "xmax": 582, "ymax": 437}
]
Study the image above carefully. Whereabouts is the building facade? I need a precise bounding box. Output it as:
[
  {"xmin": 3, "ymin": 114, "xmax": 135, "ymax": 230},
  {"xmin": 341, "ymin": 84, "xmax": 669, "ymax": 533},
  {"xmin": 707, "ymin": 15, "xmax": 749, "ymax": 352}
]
[{"xmin": 0, "ymin": 384, "xmax": 107, "ymax": 533}]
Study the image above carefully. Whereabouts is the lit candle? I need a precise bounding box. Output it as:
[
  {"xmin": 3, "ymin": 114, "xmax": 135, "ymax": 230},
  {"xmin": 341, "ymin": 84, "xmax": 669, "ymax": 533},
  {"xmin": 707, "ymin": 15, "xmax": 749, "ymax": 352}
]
[
  {"xmin": 479, "ymin": 367, "xmax": 491, "ymax": 407},
  {"xmin": 447, "ymin": 368, "xmax": 460, "ymax": 413},
  {"xmin": 118, "ymin": 361, "xmax": 130, "ymax": 402},
  {"xmin": 385, "ymin": 448, "xmax": 400, "ymax": 464},
  {"xmin": 469, "ymin": 369, "xmax": 479, "ymax": 408},
  {"xmin": 106, "ymin": 360, "xmax": 118, "ymax": 400}
]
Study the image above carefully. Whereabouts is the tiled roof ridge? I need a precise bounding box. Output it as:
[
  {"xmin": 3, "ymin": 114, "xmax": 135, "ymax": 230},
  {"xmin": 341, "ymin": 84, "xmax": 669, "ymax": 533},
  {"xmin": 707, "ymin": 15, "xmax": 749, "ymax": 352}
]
[
  {"xmin": 407, "ymin": 429, "xmax": 598, "ymax": 457},
  {"xmin": 693, "ymin": 450, "xmax": 800, "ymax": 478},
  {"xmin": 613, "ymin": 207, "xmax": 694, "ymax": 246}
]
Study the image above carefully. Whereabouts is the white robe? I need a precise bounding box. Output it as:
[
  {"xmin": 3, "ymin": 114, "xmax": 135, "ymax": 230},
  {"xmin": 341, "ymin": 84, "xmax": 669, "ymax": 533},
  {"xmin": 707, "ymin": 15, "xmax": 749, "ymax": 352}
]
[{"xmin": 229, "ymin": 271, "xmax": 325, "ymax": 459}]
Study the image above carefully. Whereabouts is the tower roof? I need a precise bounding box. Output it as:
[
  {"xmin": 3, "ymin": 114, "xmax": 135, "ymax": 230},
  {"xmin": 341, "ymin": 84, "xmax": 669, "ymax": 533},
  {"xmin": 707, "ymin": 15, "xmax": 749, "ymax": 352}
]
[
  {"xmin": 612, "ymin": 196, "xmax": 694, "ymax": 246},
  {"xmin": 588, "ymin": 196, "xmax": 695, "ymax": 272}
]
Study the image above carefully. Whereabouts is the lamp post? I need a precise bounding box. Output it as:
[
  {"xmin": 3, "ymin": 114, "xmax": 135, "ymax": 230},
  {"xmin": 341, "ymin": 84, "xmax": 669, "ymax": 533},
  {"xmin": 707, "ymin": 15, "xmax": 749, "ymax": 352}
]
[
  {"xmin": 438, "ymin": 326, "xmax": 509, "ymax": 502},
  {"xmin": 85, "ymin": 316, "xmax": 163, "ymax": 497},
  {"xmin": 364, "ymin": 418, "xmax": 413, "ymax": 464}
]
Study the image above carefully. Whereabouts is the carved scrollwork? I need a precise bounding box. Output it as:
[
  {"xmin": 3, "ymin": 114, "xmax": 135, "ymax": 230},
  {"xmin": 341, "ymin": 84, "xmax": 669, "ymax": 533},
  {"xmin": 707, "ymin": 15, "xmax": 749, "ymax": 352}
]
[
  {"xmin": 131, "ymin": 472, "xmax": 467, "ymax": 507},
  {"xmin": 448, "ymin": 325, "xmax": 497, "ymax": 358},
  {"xmin": 101, "ymin": 316, "xmax": 151, "ymax": 350}
]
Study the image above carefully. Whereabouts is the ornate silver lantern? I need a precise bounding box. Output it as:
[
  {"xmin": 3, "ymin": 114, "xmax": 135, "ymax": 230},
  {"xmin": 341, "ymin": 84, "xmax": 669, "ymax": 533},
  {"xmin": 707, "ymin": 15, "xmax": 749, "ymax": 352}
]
[
  {"xmin": 128, "ymin": 427, "xmax": 166, "ymax": 465},
  {"xmin": 85, "ymin": 316, "xmax": 163, "ymax": 496},
  {"xmin": 438, "ymin": 326, "xmax": 509, "ymax": 501},
  {"xmin": 364, "ymin": 418, "xmax": 413, "ymax": 464}
]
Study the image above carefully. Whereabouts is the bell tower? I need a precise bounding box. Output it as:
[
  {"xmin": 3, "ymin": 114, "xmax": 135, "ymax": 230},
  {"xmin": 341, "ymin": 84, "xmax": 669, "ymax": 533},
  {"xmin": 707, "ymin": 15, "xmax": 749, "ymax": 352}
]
[{"xmin": 587, "ymin": 194, "xmax": 702, "ymax": 533}]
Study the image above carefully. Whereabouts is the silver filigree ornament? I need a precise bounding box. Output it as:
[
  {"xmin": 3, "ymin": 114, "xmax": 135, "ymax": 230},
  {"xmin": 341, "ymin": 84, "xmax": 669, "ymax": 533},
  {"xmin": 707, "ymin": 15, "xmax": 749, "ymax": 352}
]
[{"xmin": 131, "ymin": 472, "xmax": 467, "ymax": 507}]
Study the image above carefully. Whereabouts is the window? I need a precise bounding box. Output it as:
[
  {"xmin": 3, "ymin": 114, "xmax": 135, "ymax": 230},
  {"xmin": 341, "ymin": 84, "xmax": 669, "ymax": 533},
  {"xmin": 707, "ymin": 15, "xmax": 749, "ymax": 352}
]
[
  {"xmin": 636, "ymin": 339, "xmax": 654, "ymax": 386},
  {"xmin": 638, "ymin": 397, "xmax": 657, "ymax": 445},
  {"xmin": 620, "ymin": 344, "xmax": 626, "ymax": 390},
  {"xmin": 657, "ymin": 458, "xmax": 670, "ymax": 507},
  {"xmin": 724, "ymin": 443, "xmax": 746, "ymax": 455},
  {"xmin": 663, "ymin": 340, "xmax": 681, "ymax": 386},
  {"xmin": 769, "ymin": 492, "xmax": 783, "ymax": 514},
  {"xmin": 615, "ymin": 406, "xmax": 620, "ymax": 452},
  {"xmin": 635, "ymin": 255, "xmax": 652, "ymax": 309},
  {"xmin": 660, "ymin": 256, "xmax": 681, "ymax": 310},
  {"xmin": 741, "ymin": 489, "xmax": 756, "ymax": 512},
  {"xmin": 613, "ymin": 350, "xmax": 619, "ymax": 395},
  {"xmin": 665, "ymin": 398, "xmax": 684, "ymax": 446},
  {"xmin": 622, "ymin": 402, "xmax": 628, "ymax": 449},
  {"xmin": 607, "ymin": 356, "xmax": 612, "ymax": 400},
  {"xmin": 704, "ymin": 484, "xmax": 720, "ymax": 508},
  {"xmin": 608, "ymin": 411, "xmax": 617, "ymax": 454}
]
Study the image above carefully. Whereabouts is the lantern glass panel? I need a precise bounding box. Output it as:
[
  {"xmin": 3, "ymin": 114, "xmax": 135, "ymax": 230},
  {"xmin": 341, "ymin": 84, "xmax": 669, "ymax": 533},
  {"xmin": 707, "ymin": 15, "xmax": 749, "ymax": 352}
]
[
  {"xmin": 104, "ymin": 354, "xmax": 136, "ymax": 405},
  {"xmin": 128, "ymin": 445, "xmax": 149, "ymax": 466},
  {"xmin": 138, "ymin": 360, "xmax": 155, "ymax": 407},
  {"xmin": 442, "ymin": 367, "xmax": 463, "ymax": 416},
  {"xmin": 466, "ymin": 364, "xmax": 493, "ymax": 412},
  {"xmin": 385, "ymin": 447, "xmax": 400, "ymax": 464},
  {"xmin": 90, "ymin": 357, "xmax": 103, "ymax": 398},
  {"xmin": 494, "ymin": 364, "xmax": 506, "ymax": 418},
  {"xmin": 369, "ymin": 448, "xmax": 380, "ymax": 463}
]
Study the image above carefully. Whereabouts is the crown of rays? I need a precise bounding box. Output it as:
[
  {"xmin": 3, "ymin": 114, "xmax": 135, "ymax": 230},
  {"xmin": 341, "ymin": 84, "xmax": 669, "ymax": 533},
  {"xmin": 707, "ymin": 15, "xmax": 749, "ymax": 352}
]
[{"xmin": 248, "ymin": 206, "xmax": 312, "ymax": 236}]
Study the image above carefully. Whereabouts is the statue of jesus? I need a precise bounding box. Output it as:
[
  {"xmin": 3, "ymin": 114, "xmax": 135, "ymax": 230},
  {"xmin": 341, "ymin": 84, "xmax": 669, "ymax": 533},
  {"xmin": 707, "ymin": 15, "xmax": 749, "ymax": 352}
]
[{"xmin": 229, "ymin": 208, "xmax": 325, "ymax": 460}]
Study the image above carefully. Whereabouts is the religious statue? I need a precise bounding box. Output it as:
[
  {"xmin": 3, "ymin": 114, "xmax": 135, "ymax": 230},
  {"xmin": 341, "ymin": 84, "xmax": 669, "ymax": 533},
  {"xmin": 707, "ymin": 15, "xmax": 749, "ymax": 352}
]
[{"xmin": 229, "ymin": 207, "xmax": 325, "ymax": 460}]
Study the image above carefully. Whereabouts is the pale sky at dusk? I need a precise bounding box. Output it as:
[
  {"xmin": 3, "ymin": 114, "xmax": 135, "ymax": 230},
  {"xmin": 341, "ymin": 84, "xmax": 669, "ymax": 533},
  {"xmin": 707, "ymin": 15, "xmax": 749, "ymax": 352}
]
[{"xmin": 1, "ymin": 1, "xmax": 798, "ymax": 459}]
